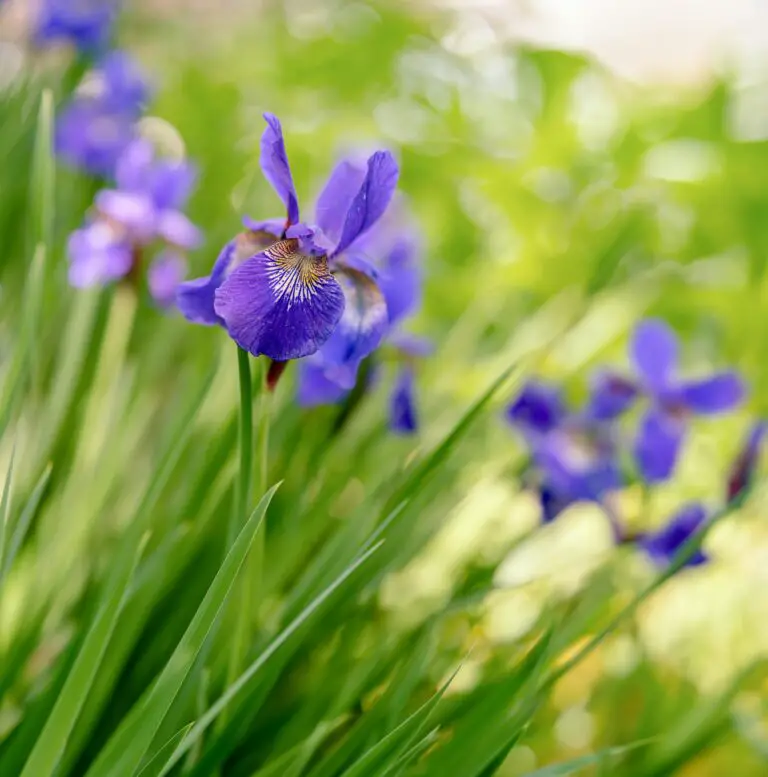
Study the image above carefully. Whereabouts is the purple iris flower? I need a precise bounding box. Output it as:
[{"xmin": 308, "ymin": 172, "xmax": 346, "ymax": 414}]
[
  {"xmin": 35, "ymin": 0, "xmax": 120, "ymax": 52},
  {"xmin": 178, "ymin": 113, "xmax": 398, "ymax": 366},
  {"xmin": 593, "ymin": 319, "xmax": 745, "ymax": 483},
  {"xmin": 506, "ymin": 381, "xmax": 624, "ymax": 526},
  {"xmin": 56, "ymin": 51, "xmax": 148, "ymax": 177},
  {"xmin": 148, "ymin": 251, "xmax": 187, "ymax": 308},
  {"xmin": 68, "ymin": 139, "xmax": 199, "ymax": 296},
  {"xmin": 638, "ymin": 502, "xmax": 709, "ymax": 567},
  {"xmin": 726, "ymin": 421, "xmax": 767, "ymax": 506}
]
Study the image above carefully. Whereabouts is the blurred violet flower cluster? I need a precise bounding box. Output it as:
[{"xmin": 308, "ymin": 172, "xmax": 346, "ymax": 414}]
[
  {"xmin": 178, "ymin": 113, "xmax": 428, "ymax": 417},
  {"xmin": 507, "ymin": 318, "xmax": 765, "ymax": 569},
  {"xmin": 67, "ymin": 140, "xmax": 199, "ymax": 303}
]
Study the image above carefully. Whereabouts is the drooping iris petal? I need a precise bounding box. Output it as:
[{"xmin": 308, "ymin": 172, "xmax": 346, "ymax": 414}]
[
  {"xmin": 390, "ymin": 367, "xmax": 418, "ymax": 434},
  {"xmin": 315, "ymin": 159, "xmax": 367, "ymax": 245},
  {"xmin": 631, "ymin": 318, "xmax": 678, "ymax": 392},
  {"xmin": 176, "ymin": 229, "xmax": 279, "ymax": 326},
  {"xmin": 214, "ymin": 238, "xmax": 344, "ymax": 361},
  {"xmin": 587, "ymin": 370, "xmax": 639, "ymax": 420},
  {"xmin": 679, "ymin": 372, "xmax": 746, "ymax": 415},
  {"xmin": 634, "ymin": 407, "xmax": 685, "ymax": 483},
  {"xmin": 148, "ymin": 251, "xmax": 186, "ymax": 308},
  {"xmin": 260, "ymin": 113, "xmax": 300, "ymax": 227},
  {"xmin": 297, "ymin": 361, "xmax": 349, "ymax": 407},
  {"xmin": 157, "ymin": 210, "xmax": 202, "ymax": 250},
  {"xmin": 332, "ymin": 151, "xmax": 399, "ymax": 257},
  {"xmin": 727, "ymin": 421, "xmax": 768, "ymax": 505},
  {"xmin": 314, "ymin": 259, "xmax": 388, "ymax": 389},
  {"xmin": 506, "ymin": 381, "xmax": 565, "ymax": 436},
  {"xmin": 377, "ymin": 235, "xmax": 421, "ymax": 325},
  {"xmin": 639, "ymin": 503, "xmax": 709, "ymax": 567},
  {"xmin": 67, "ymin": 222, "xmax": 133, "ymax": 287}
]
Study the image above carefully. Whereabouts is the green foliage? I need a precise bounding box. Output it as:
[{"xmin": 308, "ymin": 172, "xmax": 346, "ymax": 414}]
[{"xmin": 1, "ymin": 4, "xmax": 767, "ymax": 777}]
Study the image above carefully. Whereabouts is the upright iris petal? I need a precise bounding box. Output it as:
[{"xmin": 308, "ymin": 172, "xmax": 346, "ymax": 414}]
[
  {"xmin": 315, "ymin": 159, "xmax": 367, "ymax": 244},
  {"xmin": 260, "ymin": 113, "xmax": 300, "ymax": 227},
  {"xmin": 214, "ymin": 239, "xmax": 345, "ymax": 361},
  {"xmin": 631, "ymin": 319, "xmax": 678, "ymax": 393},
  {"xmin": 148, "ymin": 251, "xmax": 187, "ymax": 308},
  {"xmin": 638, "ymin": 503, "xmax": 709, "ymax": 567}
]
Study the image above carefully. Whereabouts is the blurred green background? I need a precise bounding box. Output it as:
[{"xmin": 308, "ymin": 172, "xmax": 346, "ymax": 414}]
[{"xmin": 2, "ymin": 1, "xmax": 768, "ymax": 775}]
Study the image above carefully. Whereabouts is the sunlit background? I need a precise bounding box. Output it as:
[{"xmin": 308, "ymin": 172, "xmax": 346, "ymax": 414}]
[{"xmin": 2, "ymin": 1, "xmax": 768, "ymax": 775}]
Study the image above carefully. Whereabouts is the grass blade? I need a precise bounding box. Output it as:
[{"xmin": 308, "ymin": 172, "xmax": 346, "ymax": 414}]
[
  {"xmin": 84, "ymin": 483, "xmax": 280, "ymax": 777},
  {"xmin": 136, "ymin": 723, "xmax": 194, "ymax": 777}
]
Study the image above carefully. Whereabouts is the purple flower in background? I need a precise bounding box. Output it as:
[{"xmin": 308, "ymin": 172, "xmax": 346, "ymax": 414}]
[
  {"xmin": 638, "ymin": 502, "xmax": 709, "ymax": 567},
  {"xmin": 726, "ymin": 421, "xmax": 767, "ymax": 506},
  {"xmin": 179, "ymin": 113, "xmax": 397, "ymax": 367},
  {"xmin": 68, "ymin": 140, "xmax": 199, "ymax": 299},
  {"xmin": 36, "ymin": 0, "xmax": 120, "ymax": 53},
  {"xmin": 56, "ymin": 51, "xmax": 148, "ymax": 177},
  {"xmin": 595, "ymin": 319, "xmax": 745, "ymax": 483},
  {"xmin": 506, "ymin": 380, "xmax": 624, "ymax": 527},
  {"xmin": 390, "ymin": 367, "xmax": 418, "ymax": 434}
]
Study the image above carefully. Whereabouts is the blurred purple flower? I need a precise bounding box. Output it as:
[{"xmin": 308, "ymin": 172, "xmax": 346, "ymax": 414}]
[
  {"xmin": 390, "ymin": 367, "xmax": 418, "ymax": 434},
  {"xmin": 595, "ymin": 319, "xmax": 745, "ymax": 483},
  {"xmin": 638, "ymin": 502, "xmax": 709, "ymax": 567},
  {"xmin": 726, "ymin": 421, "xmax": 767, "ymax": 506},
  {"xmin": 179, "ymin": 113, "xmax": 398, "ymax": 367},
  {"xmin": 506, "ymin": 380, "xmax": 624, "ymax": 527},
  {"xmin": 56, "ymin": 51, "xmax": 148, "ymax": 177},
  {"xmin": 68, "ymin": 140, "xmax": 198, "ymax": 299},
  {"xmin": 36, "ymin": 0, "xmax": 120, "ymax": 52}
]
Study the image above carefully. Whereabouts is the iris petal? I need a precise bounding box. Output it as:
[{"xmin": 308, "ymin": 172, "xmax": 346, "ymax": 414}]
[
  {"xmin": 587, "ymin": 370, "xmax": 638, "ymax": 420},
  {"xmin": 315, "ymin": 159, "xmax": 367, "ymax": 245},
  {"xmin": 148, "ymin": 251, "xmax": 186, "ymax": 308},
  {"xmin": 506, "ymin": 381, "xmax": 565, "ymax": 435},
  {"xmin": 333, "ymin": 151, "xmax": 399, "ymax": 257},
  {"xmin": 680, "ymin": 371, "xmax": 745, "ymax": 415},
  {"xmin": 390, "ymin": 367, "xmax": 418, "ymax": 434},
  {"xmin": 639, "ymin": 502, "xmax": 709, "ymax": 567},
  {"xmin": 378, "ymin": 235, "xmax": 421, "ymax": 325},
  {"xmin": 297, "ymin": 361, "xmax": 349, "ymax": 407},
  {"xmin": 634, "ymin": 407, "xmax": 685, "ymax": 483},
  {"xmin": 214, "ymin": 238, "xmax": 344, "ymax": 361},
  {"xmin": 260, "ymin": 113, "xmax": 300, "ymax": 227},
  {"xmin": 631, "ymin": 318, "xmax": 678, "ymax": 392},
  {"xmin": 313, "ymin": 259, "xmax": 388, "ymax": 389},
  {"xmin": 176, "ymin": 230, "xmax": 277, "ymax": 326}
]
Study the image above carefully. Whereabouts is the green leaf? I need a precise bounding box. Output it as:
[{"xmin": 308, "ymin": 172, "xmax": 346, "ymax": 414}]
[
  {"xmin": 159, "ymin": 539, "xmax": 385, "ymax": 775},
  {"xmin": 19, "ymin": 533, "xmax": 146, "ymax": 777},
  {"xmin": 523, "ymin": 740, "xmax": 652, "ymax": 776},
  {"xmin": 135, "ymin": 723, "xmax": 194, "ymax": 777},
  {"xmin": 84, "ymin": 483, "xmax": 280, "ymax": 777},
  {"xmin": 0, "ymin": 444, "xmax": 16, "ymax": 596}
]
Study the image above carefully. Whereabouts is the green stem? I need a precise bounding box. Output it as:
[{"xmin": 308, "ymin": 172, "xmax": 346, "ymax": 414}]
[{"xmin": 226, "ymin": 347, "xmax": 253, "ymax": 549}]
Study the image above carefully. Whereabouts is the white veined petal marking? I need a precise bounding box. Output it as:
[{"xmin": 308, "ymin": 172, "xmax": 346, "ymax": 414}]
[{"xmin": 264, "ymin": 238, "xmax": 333, "ymax": 310}]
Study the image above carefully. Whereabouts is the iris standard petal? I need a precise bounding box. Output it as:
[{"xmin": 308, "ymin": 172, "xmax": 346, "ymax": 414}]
[
  {"xmin": 587, "ymin": 370, "xmax": 639, "ymax": 420},
  {"xmin": 390, "ymin": 367, "xmax": 419, "ymax": 434},
  {"xmin": 297, "ymin": 361, "xmax": 349, "ymax": 407},
  {"xmin": 149, "ymin": 160, "xmax": 197, "ymax": 210},
  {"xmin": 631, "ymin": 318, "xmax": 678, "ymax": 393},
  {"xmin": 214, "ymin": 238, "xmax": 344, "ymax": 361},
  {"xmin": 680, "ymin": 371, "xmax": 746, "ymax": 415},
  {"xmin": 315, "ymin": 159, "xmax": 367, "ymax": 245},
  {"xmin": 260, "ymin": 113, "xmax": 300, "ymax": 227},
  {"xmin": 389, "ymin": 332, "xmax": 433, "ymax": 358},
  {"xmin": 639, "ymin": 502, "xmax": 709, "ymax": 567},
  {"xmin": 114, "ymin": 139, "xmax": 155, "ymax": 192},
  {"xmin": 634, "ymin": 407, "xmax": 685, "ymax": 483},
  {"xmin": 378, "ymin": 235, "xmax": 421, "ymax": 325},
  {"xmin": 176, "ymin": 230, "xmax": 276, "ymax": 325},
  {"xmin": 148, "ymin": 251, "xmax": 187, "ymax": 308},
  {"xmin": 95, "ymin": 189, "xmax": 155, "ymax": 240},
  {"xmin": 332, "ymin": 151, "xmax": 399, "ymax": 257},
  {"xmin": 506, "ymin": 381, "xmax": 565, "ymax": 435}
]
